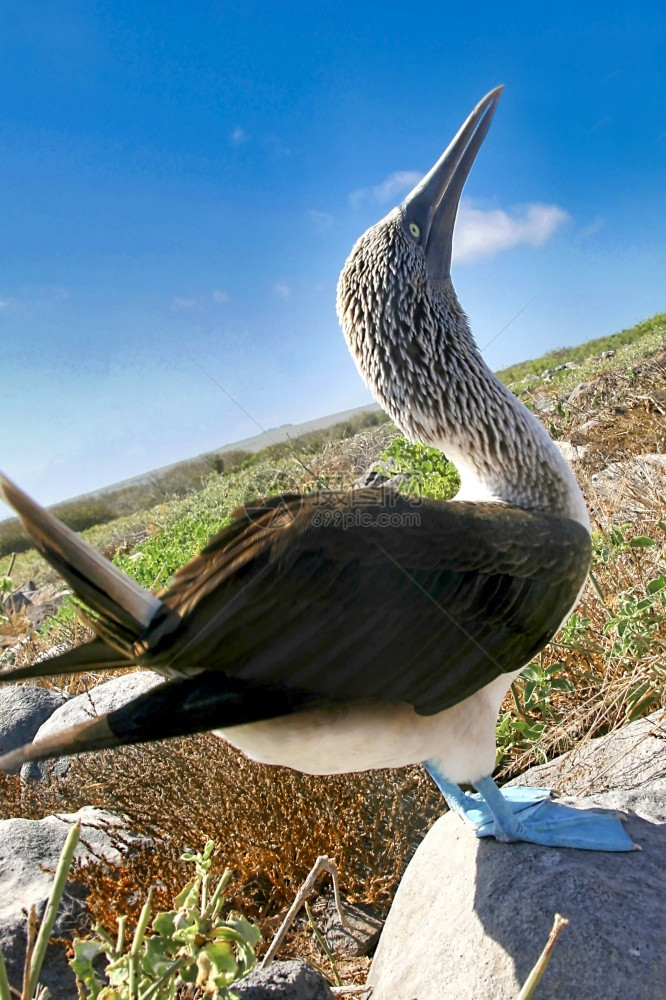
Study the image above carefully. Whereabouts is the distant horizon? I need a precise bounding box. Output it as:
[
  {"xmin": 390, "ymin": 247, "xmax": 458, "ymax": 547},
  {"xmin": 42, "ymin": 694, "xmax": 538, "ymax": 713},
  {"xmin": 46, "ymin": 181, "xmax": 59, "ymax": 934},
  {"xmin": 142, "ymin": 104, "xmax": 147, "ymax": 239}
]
[
  {"xmin": 4, "ymin": 302, "xmax": 662, "ymax": 521},
  {"xmin": 2, "ymin": 2, "xmax": 665, "ymax": 509},
  {"xmin": 40, "ymin": 401, "xmax": 385, "ymax": 508}
]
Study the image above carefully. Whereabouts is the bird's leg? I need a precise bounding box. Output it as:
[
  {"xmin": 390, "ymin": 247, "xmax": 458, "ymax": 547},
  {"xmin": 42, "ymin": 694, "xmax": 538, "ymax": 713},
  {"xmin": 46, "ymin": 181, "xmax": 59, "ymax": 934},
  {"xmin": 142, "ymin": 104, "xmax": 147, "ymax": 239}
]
[
  {"xmin": 424, "ymin": 759, "xmax": 551, "ymax": 831},
  {"xmin": 424, "ymin": 761, "xmax": 636, "ymax": 851},
  {"xmin": 473, "ymin": 776, "xmax": 637, "ymax": 851}
]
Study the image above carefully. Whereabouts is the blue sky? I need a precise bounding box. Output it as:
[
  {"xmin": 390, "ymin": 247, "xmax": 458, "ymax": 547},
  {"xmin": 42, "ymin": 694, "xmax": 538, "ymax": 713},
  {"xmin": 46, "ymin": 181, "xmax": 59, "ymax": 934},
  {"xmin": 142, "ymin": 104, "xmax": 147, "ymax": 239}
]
[{"xmin": 1, "ymin": 1, "xmax": 665, "ymax": 509}]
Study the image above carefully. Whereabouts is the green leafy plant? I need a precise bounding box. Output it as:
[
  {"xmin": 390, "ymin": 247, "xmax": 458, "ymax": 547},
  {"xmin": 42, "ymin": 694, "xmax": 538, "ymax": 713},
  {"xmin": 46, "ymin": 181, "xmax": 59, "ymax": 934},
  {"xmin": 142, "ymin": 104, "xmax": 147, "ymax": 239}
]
[
  {"xmin": 0, "ymin": 569, "xmax": 13, "ymax": 629},
  {"xmin": 71, "ymin": 841, "xmax": 260, "ymax": 1000},
  {"xmin": 604, "ymin": 586, "xmax": 665, "ymax": 659},
  {"xmin": 377, "ymin": 436, "xmax": 460, "ymax": 500},
  {"xmin": 591, "ymin": 523, "xmax": 632, "ymax": 565},
  {"xmin": 495, "ymin": 712, "xmax": 547, "ymax": 767},
  {"xmin": 603, "ymin": 568, "xmax": 666, "ymax": 720},
  {"xmin": 495, "ymin": 656, "xmax": 577, "ymax": 766},
  {"xmin": 559, "ymin": 611, "xmax": 598, "ymax": 652},
  {"xmin": 514, "ymin": 658, "xmax": 575, "ymax": 719}
]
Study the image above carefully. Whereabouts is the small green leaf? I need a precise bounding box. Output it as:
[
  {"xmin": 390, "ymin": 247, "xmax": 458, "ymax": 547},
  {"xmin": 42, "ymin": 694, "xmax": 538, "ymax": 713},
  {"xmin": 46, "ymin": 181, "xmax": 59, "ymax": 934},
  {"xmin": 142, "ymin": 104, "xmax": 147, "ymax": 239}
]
[
  {"xmin": 69, "ymin": 939, "xmax": 106, "ymax": 999},
  {"xmin": 550, "ymin": 678, "xmax": 575, "ymax": 693},
  {"xmin": 152, "ymin": 910, "xmax": 177, "ymax": 938},
  {"xmin": 180, "ymin": 963, "xmax": 198, "ymax": 984},
  {"xmin": 629, "ymin": 535, "xmax": 655, "ymax": 547},
  {"xmin": 174, "ymin": 877, "xmax": 199, "ymax": 910}
]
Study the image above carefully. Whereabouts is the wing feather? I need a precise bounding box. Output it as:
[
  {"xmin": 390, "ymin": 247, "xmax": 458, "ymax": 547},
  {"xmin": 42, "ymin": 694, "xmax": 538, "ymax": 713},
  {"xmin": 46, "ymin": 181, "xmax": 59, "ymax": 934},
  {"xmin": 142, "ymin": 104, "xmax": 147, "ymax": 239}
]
[{"xmin": 142, "ymin": 490, "xmax": 590, "ymax": 715}]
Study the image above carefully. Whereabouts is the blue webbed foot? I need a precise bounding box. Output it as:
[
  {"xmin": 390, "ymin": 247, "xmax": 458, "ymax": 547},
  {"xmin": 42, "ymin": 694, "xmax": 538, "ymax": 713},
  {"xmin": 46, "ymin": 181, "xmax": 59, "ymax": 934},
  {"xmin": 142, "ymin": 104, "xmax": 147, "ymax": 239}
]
[{"xmin": 424, "ymin": 761, "xmax": 636, "ymax": 852}]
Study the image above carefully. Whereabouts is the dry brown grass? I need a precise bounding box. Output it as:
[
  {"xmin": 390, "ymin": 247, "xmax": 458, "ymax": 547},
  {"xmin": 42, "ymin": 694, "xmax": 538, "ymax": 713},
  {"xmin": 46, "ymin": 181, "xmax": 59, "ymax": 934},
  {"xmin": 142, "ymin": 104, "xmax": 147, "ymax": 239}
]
[
  {"xmin": 496, "ymin": 398, "xmax": 666, "ymax": 779},
  {"xmin": 1, "ymin": 732, "xmax": 441, "ymax": 941}
]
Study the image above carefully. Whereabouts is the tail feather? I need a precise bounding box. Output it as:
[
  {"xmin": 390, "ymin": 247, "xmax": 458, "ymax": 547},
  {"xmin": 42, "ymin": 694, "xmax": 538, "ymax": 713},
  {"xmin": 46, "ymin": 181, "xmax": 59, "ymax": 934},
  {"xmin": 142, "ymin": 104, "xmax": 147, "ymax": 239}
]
[
  {"xmin": 0, "ymin": 472, "xmax": 163, "ymax": 632},
  {"xmin": 0, "ymin": 637, "xmax": 130, "ymax": 683},
  {"xmin": 0, "ymin": 672, "xmax": 328, "ymax": 771},
  {"xmin": 0, "ymin": 713, "xmax": 121, "ymax": 771}
]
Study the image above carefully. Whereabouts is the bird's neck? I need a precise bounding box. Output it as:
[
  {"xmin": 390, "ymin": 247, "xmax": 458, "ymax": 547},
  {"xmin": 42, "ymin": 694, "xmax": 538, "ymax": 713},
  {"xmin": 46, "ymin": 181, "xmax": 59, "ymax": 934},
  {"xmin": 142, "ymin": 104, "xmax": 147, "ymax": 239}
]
[
  {"xmin": 426, "ymin": 375, "xmax": 591, "ymax": 530},
  {"xmin": 349, "ymin": 282, "xmax": 590, "ymax": 530}
]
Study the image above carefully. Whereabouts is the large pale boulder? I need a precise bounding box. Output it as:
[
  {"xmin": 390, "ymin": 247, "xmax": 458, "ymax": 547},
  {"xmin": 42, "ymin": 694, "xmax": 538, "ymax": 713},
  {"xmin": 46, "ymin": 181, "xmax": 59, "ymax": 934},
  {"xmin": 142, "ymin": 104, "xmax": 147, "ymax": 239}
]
[
  {"xmin": 21, "ymin": 670, "xmax": 161, "ymax": 780},
  {"xmin": 0, "ymin": 807, "xmax": 129, "ymax": 997},
  {"xmin": 369, "ymin": 713, "xmax": 666, "ymax": 1000},
  {"xmin": 0, "ymin": 683, "xmax": 65, "ymax": 772}
]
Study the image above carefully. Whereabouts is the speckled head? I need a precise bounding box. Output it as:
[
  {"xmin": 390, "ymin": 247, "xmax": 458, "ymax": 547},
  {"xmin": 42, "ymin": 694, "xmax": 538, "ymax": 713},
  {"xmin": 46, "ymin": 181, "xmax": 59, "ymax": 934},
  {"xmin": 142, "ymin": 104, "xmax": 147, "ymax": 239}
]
[{"xmin": 337, "ymin": 87, "xmax": 503, "ymax": 441}]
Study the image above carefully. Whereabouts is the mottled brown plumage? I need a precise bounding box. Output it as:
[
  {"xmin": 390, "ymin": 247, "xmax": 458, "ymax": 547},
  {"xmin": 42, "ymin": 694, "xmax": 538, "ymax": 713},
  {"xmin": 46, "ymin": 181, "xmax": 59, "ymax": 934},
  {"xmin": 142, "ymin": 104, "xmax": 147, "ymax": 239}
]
[{"xmin": 0, "ymin": 474, "xmax": 589, "ymax": 772}]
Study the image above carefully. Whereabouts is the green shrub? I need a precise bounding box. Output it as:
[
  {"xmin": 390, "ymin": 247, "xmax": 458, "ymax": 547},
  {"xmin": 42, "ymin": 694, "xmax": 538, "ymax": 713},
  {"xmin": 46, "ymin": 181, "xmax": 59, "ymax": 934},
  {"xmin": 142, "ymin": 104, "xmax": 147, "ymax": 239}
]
[
  {"xmin": 376, "ymin": 436, "xmax": 460, "ymax": 500},
  {"xmin": 71, "ymin": 841, "xmax": 260, "ymax": 1000}
]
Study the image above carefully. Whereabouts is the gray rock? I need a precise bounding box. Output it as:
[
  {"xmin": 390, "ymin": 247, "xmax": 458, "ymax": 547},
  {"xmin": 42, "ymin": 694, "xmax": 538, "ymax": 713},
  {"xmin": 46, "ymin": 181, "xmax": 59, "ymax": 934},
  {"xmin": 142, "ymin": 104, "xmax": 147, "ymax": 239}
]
[
  {"xmin": 590, "ymin": 454, "xmax": 666, "ymax": 518},
  {"xmin": 21, "ymin": 671, "xmax": 161, "ymax": 781},
  {"xmin": 23, "ymin": 582, "xmax": 71, "ymax": 630},
  {"xmin": 600, "ymin": 349, "xmax": 616, "ymax": 359},
  {"xmin": 235, "ymin": 960, "xmax": 334, "ymax": 998},
  {"xmin": 563, "ymin": 361, "xmax": 580, "ymax": 369},
  {"xmin": 554, "ymin": 440, "xmax": 588, "ymax": 463},
  {"xmin": 369, "ymin": 714, "xmax": 666, "ymax": 1000},
  {"xmin": 0, "ymin": 807, "xmax": 129, "ymax": 998},
  {"xmin": 521, "ymin": 374, "xmax": 540, "ymax": 384},
  {"xmin": 0, "ymin": 684, "xmax": 66, "ymax": 773},
  {"xmin": 311, "ymin": 895, "xmax": 384, "ymax": 956},
  {"xmin": 530, "ymin": 394, "xmax": 555, "ymax": 414},
  {"xmin": 566, "ymin": 379, "xmax": 599, "ymax": 407}
]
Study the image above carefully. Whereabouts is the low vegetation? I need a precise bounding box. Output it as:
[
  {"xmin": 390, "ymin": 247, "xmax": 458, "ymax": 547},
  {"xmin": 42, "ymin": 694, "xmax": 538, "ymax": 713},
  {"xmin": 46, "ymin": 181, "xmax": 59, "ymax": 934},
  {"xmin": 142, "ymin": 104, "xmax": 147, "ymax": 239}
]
[
  {"xmin": 0, "ymin": 312, "xmax": 664, "ymax": 993},
  {"xmin": 71, "ymin": 841, "xmax": 260, "ymax": 1000},
  {"xmin": 0, "ymin": 410, "xmax": 388, "ymax": 561},
  {"xmin": 496, "ymin": 311, "xmax": 665, "ymax": 388}
]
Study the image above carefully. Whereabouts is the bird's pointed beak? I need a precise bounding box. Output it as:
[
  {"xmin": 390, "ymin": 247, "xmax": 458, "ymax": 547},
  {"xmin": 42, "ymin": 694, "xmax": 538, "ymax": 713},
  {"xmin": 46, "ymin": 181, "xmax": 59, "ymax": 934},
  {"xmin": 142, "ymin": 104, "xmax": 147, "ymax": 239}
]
[{"xmin": 402, "ymin": 86, "xmax": 503, "ymax": 282}]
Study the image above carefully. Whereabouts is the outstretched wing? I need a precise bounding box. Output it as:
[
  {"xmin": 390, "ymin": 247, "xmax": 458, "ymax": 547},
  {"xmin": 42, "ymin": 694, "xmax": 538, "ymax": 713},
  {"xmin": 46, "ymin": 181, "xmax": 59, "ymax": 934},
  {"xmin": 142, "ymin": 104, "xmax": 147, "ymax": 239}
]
[
  {"xmin": 0, "ymin": 482, "xmax": 590, "ymax": 768},
  {"xmin": 145, "ymin": 489, "xmax": 591, "ymax": 715}
]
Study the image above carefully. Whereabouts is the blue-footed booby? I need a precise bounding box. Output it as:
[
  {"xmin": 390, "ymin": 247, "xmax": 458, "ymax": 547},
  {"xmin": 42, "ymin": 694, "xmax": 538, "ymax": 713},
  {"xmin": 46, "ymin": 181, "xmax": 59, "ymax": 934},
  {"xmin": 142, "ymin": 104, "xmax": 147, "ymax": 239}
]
[{"xmin": 0, "ymin": 88, "xmax": 633, "ymax": 851}]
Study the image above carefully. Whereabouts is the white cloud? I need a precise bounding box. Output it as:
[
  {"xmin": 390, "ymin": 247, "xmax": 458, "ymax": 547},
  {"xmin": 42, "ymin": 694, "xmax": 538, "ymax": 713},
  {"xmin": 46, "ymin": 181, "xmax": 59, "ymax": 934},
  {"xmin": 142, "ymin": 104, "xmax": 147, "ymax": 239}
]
[
  {"xmin": 273, "ymin": 282, "xmax": 291, "ymax": 300},
  {"xmin": 266, "ymin": 135, "xmax": 291, "ymax": 158},
  {"xmin": 230, "ymin": 127, "xmax": 248, "ymax": 146},
  {"xmin": 578, "ymin": 215, "xmax": 605, "ymax": 238},
  {"xmin": 170, "ymin": 296, "xmax": 198, "ymax": 311},
  {"xmin": 349, "ymin": 166, "xmax": 569, "ymax": 260},
  {"xmin": 308, "ymin": 209, "xmax": 333, "ymax": 232},
  {"xmin": 42, "ymin": 285, "xmax": 70, "ymax": 301},
  {"xmin": 349, "ymin": 170, "xmax": 422, "ymax": 209},
  {"xmin": 453, "ymin": 202, "xmax": 570, "ymax": 262},
  {"xmin": 212, "ymin": 289, "xmax": 229, "ymax": 304}
]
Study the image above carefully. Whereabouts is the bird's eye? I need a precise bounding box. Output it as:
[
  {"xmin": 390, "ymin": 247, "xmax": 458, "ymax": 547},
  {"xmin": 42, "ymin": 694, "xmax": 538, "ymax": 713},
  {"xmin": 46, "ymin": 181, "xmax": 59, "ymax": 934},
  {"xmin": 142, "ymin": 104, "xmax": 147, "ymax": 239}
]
[{"xmin": 408, "ymin": 222, "xmax": 420, "ymax": 239}]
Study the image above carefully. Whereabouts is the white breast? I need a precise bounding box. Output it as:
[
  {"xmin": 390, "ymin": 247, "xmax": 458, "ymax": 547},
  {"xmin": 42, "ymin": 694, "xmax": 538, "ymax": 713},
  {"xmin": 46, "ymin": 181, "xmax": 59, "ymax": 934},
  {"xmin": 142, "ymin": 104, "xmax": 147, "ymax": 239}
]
[{"xmin": 214, "ymin": 669, "xmax": 521, "ymax": 785}]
